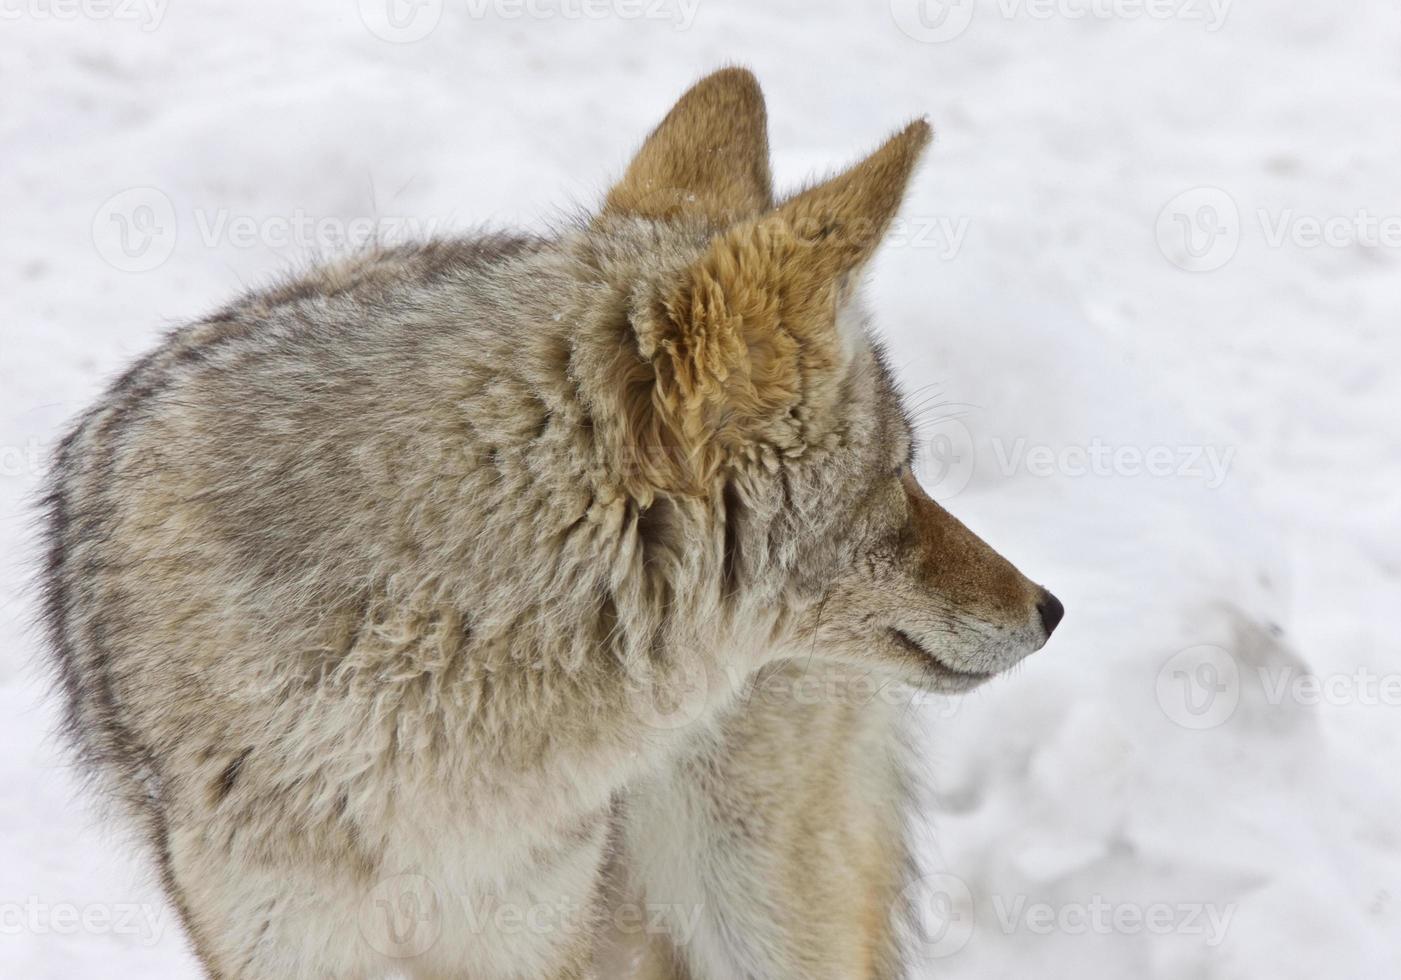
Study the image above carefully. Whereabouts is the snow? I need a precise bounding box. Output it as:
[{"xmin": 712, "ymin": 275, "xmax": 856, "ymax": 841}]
[{"xmin": 3, "ymin": 0, "xmax": 1400, "ymax": 975}]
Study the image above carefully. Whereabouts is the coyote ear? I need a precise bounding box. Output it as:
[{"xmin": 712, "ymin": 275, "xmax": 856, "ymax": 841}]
[
  {"xmin": 602, "ymin": 67, "xmax": 773, "ymax": 224},
  {"xmin": 770, "ymin": 118, "xmax": 933, "ymax": 282},
  {"xmin": 628, "ymin": 120, "xmax": 932, "ymax": 494}
]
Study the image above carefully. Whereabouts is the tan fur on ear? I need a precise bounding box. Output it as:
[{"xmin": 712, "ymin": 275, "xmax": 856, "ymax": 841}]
[
  {"xmin": 775, "ymin": 118, "xmax": 933, "ymax": 278},
  {"xmin": 603, "ymin": 67, "xmax": 773, "ymax": 224},
  {"xmin": 628, "ymin": 120, "xmax": 933, "ymax": 494}
]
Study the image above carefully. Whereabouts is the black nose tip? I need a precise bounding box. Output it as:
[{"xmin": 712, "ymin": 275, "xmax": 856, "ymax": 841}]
[{"xmin": 1037, "ymin": 591, "xmax": 1065, "ymax": 636}]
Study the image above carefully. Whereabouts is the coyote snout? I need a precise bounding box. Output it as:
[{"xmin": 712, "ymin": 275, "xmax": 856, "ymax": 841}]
[
  {"xmin": 890, "ymin": 472, "xmax": 1062, "ymax": 687},
  {"xmin": 805, "ymin": 463, "xmax": 1062, "ymax": 693}
]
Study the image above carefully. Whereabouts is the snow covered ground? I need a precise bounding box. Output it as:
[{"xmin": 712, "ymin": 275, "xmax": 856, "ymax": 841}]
[{"xmin": 3, "ymin": 0, "xmax": 1399, "ymax": 976}]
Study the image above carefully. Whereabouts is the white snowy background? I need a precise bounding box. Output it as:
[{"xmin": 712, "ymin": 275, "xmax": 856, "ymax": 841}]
[{"xmin": 3, "ymin": 0, "xmax": 1399, "ymax": 976}]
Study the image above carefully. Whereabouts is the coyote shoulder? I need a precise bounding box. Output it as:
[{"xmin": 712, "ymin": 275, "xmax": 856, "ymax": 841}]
[{"xmin": 41, "ymin": 68, "xmax": 1061, "ymax": 979}]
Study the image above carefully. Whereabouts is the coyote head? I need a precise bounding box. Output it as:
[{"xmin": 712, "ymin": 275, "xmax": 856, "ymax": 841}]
[{"xmin": 590, "ymin": 68, "xmax": 1062, "ymax": 693}]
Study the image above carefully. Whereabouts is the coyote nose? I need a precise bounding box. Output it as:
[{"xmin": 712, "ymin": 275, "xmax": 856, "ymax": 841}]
[{"xmin": 1037, "ymin": 590, "xmax": 1065, "ymax": 637}]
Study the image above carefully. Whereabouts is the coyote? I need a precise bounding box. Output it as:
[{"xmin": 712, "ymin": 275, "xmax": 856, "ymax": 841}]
[{"xmin": 40, "ymin": 68, "xmax": 1062, "ymax": 979}]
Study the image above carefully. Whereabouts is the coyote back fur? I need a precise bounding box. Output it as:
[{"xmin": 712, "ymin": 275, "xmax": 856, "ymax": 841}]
[{"xmin": 41, "ymin": 69, "xmax": 1062, "ymax": 978}]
